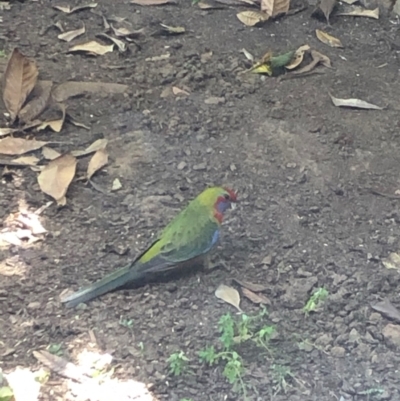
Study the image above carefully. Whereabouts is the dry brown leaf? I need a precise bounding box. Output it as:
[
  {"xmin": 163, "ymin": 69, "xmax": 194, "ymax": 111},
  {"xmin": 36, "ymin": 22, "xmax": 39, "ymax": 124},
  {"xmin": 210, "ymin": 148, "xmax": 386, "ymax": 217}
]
[
  {"xmin": 18, "ymin": 80, "xmax": 53, "ymax": 123},
  {"xmin": 2, "ymin": 48, "xmax": 39, "ymax": 122},
  {"xmin": 58, "ymin": 25, "xmax": 86, "ymax": 42},
  {"xmin": 37, "ymin": 153, "xmax": 77, "ymax": 205},
  {"xmin": 215, "ymin": 284, "xmax": 242, "ymax": 312},
  {"xmin": 0, "ymin": 128, "xmax": 15, "ymax": 137},
  {"xmin": 96, "ymin": 33, "xmax": 127, "ymax": 52},
  {"xmin": 316, "ymin": 29, "xmax": 343, "ymax": 47},
  {"xmin": 51, "ymin": 81, "xmax": 128, "ymax": 102},
  {"xmin": 66, "ymin": 115, "xmax": 91, "ymax": 130},
  {"xmin": 71, "ymin": 138, "xmax": 108, "ymax": 157},
  {"xmin": 232, "ymin": 278, "xmax": 269, "ymax": 292},
  {"xmin": 131, "ymin": 0, "xmax": 176, "ymax": 4},
  {"xmin": 236, "ymin": 10, "xmax": 269, "ymax": 26},
  {"xmin": 311, "ymin": 49, "xmax": 331, "ymax": 67},
  {"xmin": 68, "ymin": 41, "xmax": 114, "ymax": 56},
  {"xmin": 42, "ymin": 146, "xmax": 61, "ymax": 160},
  {"xmin": 53, "ymin": 3, "xmax": 97, "ymax": 13},
  {"xmin": 285, "ymin": 44, "xmax": 310, "ymax": 70},
  {"xmin": 242, "ymin": 287, "xmax": 271, "ymax": 305},
  {"xmin": 87, "ymin": 149, "xmax": 108, "ymax": 179},
  {"xmin": 290, "ymin": 49, "xmax": 331, "ymax": 75},
  {"xmin": 0, "ymin": 137, "xmax": 47, "ymax": 155},
  {"xmin": 111, "ymin": 24, "xmax": 144, "ymax": 37},
  {"xmin": 329, "ymin": 93, "xmax": 383, "ymax": 110},
  {"xmin": 261, "ymin": 0, "xmax": 290, "ymax": 17},
  {"xmin": 337, "ymin": 6, "xmax": 379, "ymax": 18},
  {"xmin": 172, "ymin": 86, "xmax": 190, "ymax": 96},
  {"xmin": 12, "ymin": 155, "xmax": 40, "ymax": 166},
  {"xmin": 36, "ymin": 104, "xmax": 66, "ymax": 133}
]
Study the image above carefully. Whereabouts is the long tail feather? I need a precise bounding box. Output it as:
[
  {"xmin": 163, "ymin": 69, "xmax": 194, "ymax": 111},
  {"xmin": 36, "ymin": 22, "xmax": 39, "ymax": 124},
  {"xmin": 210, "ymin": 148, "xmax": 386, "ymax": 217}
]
[{"xmin": 61, "ymin": 264, "xmax": 143, "ymax": 308}]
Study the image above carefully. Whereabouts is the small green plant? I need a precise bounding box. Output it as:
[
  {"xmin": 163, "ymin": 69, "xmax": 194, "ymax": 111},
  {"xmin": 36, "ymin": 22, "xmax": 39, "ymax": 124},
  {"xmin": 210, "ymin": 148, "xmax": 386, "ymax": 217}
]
[
  {"xmin": 119, "ymin": 316, "xmax": 133, "ymax": 329},
  {"xmin": 179, "ymin": 398, "xmax": 193, "ymax": 401},
  {"xmin": 271, "ymin": 364, "xmax": 294, "ymax": 395},
  {"xmin": 0, "ymin": 51, "xmax": 5, "ymax": 58},
  {"xmin": 47, "ymin": 343, "xmax": 63, "ymax": 356},
  {"xmin": 167, "ymin": 351, "xmax": 189, "ymax": 376},
  {"xmin": 303, "ymin": 287, "xmax": 329, "ymax": 314},
  {"xmin": 199, "ymin": 310, "xmax": 275, "ymax": 399}
]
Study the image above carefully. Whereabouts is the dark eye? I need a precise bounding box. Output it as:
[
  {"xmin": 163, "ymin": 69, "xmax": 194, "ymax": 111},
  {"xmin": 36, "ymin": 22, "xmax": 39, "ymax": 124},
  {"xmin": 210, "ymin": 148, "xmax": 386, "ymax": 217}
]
[{"xmin": 224, "ymin": 193, "xmax": 230, "ymax": 200}]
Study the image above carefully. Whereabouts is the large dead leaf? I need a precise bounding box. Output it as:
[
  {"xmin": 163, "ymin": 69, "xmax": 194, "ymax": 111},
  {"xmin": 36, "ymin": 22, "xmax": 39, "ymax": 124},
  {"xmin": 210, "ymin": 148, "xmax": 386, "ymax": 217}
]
[
  {"xmin": 87, "ymin": 149, "xmax": 108, "ymax": 179},
  {"xmin": 316, "ymin": 29, "xmax": 343, "ymax": 47},
  {"xmin": 330, "ymin": 94, "xmax": 383, "ymax": 110},
  {"xmin": 96, "ymin": 33, "xmax": 127, "ymax": 52},
  {"xmin": 290, "ymin": 49, "xmax": 331, "ymax": 75},
  {"xmin": 242, "ymin": 287, "xmax": 271, "ymax": 305},
  {"xmin": 53, "ymin": 3, "xmax": 97, "ymax": 13},
  {"xmin": 51, "ymin": 81, "xmax": 128, "ymax": 102},
  {"xmin": 18, "ymin": 80, "xmax": 53, "ymax": 123},
  {"xmin": 42, "ymin": 147, "xmax": 61, "ymax": 160},
  {"xmin": 232, "ymin": 278, "xmax": 269, "ymax": 292},
  {"xmin": 2, "ymin": 48, "xmax": 39, "ymax": 122},
  {"xmin": 71, "ymin": 138, "xmax": 108, "ymax": 157},
  {"xmin": 215, "ymin": 284, "xmax": 242, "ymax": 312},
  {"xmin": 58, "ymin": 25, "xmax": 86, "ymax": 42},
  {"xmin": 111, "ymin": 24, "xmax": 144, "ymax": 38},
  {"xmin": 36, "ymin": 104, "xmax": 66, "ymax": 133},
  {"xmin": 285, "ymin": 44, "xmax": 310, "ymax": 70},
  {"xmin": 37, "ymin": 153, "xmax": 77, "ymax": 205},
  {"xmin": 261, "ymin": 0, "xmax": 290, "ymax": 17},
  {"xmin": 237, "ymin": 10, "xmax": 269, "ymax": 26},
  {"xmin": 130, "ymin": 0, "xmax": 176, "ymax": 4},
  {"xmin": 68, "ymin": 41, "xmax": 114, "ymax": 56},
  {"xmin": 0, "ymin": 138, "xmax": 47, "ymax": 155},
  {"xmin": 337, "ymin": 6, "xmax": 379, "ymax": 18},
  {"xmin": 12, "ymin": 155, "xmax": 40, "ymax": 166}
]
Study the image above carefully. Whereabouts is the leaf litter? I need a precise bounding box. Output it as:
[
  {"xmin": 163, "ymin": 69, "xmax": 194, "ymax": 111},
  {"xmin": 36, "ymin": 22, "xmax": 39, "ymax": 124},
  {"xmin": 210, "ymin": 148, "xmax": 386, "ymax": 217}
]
[
  {"xmin": 312, "ymin": 0, "xmax": 337, "ymax": 24},
  {"xmin": 1, "ymin": 48, "xmax": 39, "ymax": 122},
  {"xmin": 329, "ymin": 93, "xmax": 383, "ymax": 110},
  {"xmin": 36, "ymin": 103, "xmax": 67, "ymax": 133},
  {"xmin": 87, "ymin": 148, "xmax": 109, "ymax": 180},
  {"xmin": 215, "ymin": 284, "xmax": 242, "ymax": 312},
  {"xmin": 68, "ymin": 41, "xmax": 114, "ymax": 56},
  {"xmin": 316, "ymin": 29, "xmax": 343, "ymax": 47},
  {"xmin": 337, "ymin": 6, "xmax": 379, "ymax": 18},
  {"xmin": 261, "ymin": 0, "xmax": 290, "ymax": 17},
  {"xmin": 53, "ymin": 3, "xmax": 98, "ymax": 14},
  {"xmin": 58, "ymin": 24, "xmax": 86, "ymax": 42},
  {"xmin": 0, "ymin": 138, "xmax": 48, "ymax": 156},
  {"xmin": 37, "ymin": 153, "xmax": 78, "ymax": 206},
  {"xmin": 237, "ymin": 11, "xmax": 269, "ymax": 26}
]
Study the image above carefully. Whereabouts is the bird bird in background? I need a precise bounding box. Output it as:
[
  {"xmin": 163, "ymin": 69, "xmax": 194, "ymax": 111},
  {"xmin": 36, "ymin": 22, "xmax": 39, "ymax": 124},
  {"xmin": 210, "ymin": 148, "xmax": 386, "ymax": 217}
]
[{"xmin": 61, "ymin": 186, "xmax": 237, "ymax": 308}]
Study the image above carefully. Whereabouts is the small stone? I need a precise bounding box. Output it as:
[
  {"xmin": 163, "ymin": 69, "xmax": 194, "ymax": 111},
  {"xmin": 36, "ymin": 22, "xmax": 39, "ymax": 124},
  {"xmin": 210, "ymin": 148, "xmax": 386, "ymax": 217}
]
[
  {"xmin": 177, "ymin": 161, "xmax": 187, "ymax": 170},
  {"xmin": 28, "ymin": 302, "xmax": 41, "ymax": 309},
  {"xmin": 315, "ymin": 333, "xmax": 332, "ymax": 346},
  {"xmin": 230, "ymin": 163, "xmax": 237, "ymax": 172},
  {"xmin": 204, "ymin": 96, "xmax": 225, "ymax": 105},
  {"xmin": 309, "ymin": 206, "xmax": 320, "ymax": 213},
  {"xmin": 193, "ymin": 163, "xmax": 207, "ymax": 171},
  {"xmin": 348, "ymin": 328, "xmax": 360, "ymax": 344},
  {"xmin": 382, "ymin": 324, "xmax": 400, "ymax": 347},
  {"xmin": 331, "ymin": 346, "xmax": 346, "ymax": 358},
  {"xmin": 261, "ymin": 255, "xmax": 272, "ymax": 266}
]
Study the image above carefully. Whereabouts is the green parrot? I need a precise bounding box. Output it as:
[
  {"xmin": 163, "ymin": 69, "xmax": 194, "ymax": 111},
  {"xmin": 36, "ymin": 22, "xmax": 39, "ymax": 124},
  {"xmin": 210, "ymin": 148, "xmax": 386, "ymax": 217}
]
[{"xmin": 61, "ymin": 186, "xmax": 237, "ymax": 308}]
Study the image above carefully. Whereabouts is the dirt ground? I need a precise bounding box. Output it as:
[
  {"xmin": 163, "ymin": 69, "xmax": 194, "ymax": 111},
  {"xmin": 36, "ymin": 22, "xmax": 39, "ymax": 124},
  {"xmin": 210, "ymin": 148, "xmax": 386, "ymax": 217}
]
[{"xmin": 2, "ymin": 0, "xmax": 400, "ymax": 400}]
